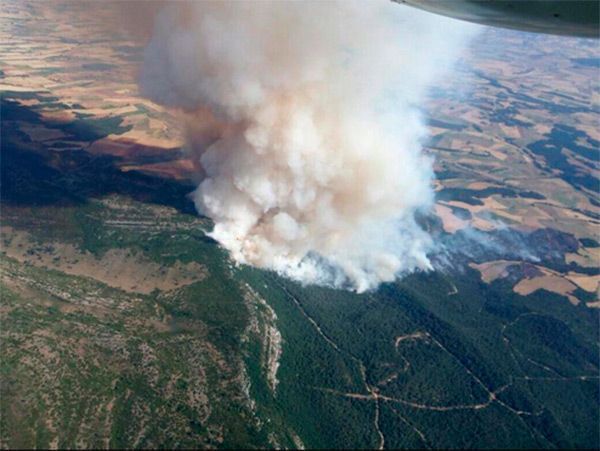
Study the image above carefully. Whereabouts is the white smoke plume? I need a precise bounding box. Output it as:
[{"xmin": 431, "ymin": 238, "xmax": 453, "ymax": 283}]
[{"xmin": 139, "ymin": 1, "xmax": 475, "ymax": 292}]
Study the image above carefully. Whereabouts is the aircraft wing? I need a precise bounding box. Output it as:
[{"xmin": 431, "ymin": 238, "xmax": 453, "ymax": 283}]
[{"xmin": 398, "ymin": 0, "xmax": 599, "ymax": 38}]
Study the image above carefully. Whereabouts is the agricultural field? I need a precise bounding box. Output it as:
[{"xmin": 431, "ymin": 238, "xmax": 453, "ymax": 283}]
[{"xmin": 1, "ymin": 1, "xmax": 598, "ymax": 449}]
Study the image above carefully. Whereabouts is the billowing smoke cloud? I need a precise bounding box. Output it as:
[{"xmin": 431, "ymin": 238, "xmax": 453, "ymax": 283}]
[{"xmin": 139, "ymin": 1, "xmax": 475, "ymax": 292}]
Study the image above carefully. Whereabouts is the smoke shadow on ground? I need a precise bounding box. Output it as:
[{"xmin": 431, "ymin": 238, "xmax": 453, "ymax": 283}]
[
  {"xmin": 1, "ymin": 98, "xmax": 197, "ymax": 215},
  {"xmin": 3, "ymin": 97, "xmax": 593, "ymax": 282}
]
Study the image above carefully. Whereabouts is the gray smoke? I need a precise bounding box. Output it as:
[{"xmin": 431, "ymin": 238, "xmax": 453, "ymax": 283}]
[{"xmin": 139, "ymin": 1, "xmax": 476, "ymax": 292}]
